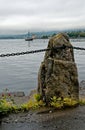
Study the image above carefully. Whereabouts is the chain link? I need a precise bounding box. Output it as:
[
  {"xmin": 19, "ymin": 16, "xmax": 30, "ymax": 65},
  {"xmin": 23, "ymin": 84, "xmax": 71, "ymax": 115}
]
[
  {"xmin": 0, "ymin": 48, "xmax": 51, "ymax": 57},
  {"xmin": 0, "ymin": 45, "xmax": 85, "ymax": 58}
]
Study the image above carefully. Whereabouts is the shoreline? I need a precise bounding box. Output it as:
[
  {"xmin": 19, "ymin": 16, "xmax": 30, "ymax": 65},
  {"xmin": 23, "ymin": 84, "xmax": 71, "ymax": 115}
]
[{"xmin": 0, "ymin": 83, "xmax": 85, "ymax": 130}]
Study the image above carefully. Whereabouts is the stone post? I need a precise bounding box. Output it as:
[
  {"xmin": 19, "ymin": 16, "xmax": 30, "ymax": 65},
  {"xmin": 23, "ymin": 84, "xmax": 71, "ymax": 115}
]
[{"xmin": 38, "ymin": 33, "xmax": 79, "ymax": 103}]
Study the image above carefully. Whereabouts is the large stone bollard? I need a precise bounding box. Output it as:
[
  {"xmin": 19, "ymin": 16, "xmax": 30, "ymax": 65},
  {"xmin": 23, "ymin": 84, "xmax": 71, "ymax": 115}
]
[{"xmin": 38, "ymin": 33, "xmax": 79, "ymax": 103}]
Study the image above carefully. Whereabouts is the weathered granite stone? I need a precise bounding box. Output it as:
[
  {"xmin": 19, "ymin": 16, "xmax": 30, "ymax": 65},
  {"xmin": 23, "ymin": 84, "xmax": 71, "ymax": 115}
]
[
  {"xmin": 79, "ymin": 80, "xmax": 85, "ymax": 99},
  {"xmin": 38, "ymin": 33, "xmax": 79, "ymax": 103},
  {"xmin": 80, "ymin": 80, "xmax": 85, "ymax": 90}
]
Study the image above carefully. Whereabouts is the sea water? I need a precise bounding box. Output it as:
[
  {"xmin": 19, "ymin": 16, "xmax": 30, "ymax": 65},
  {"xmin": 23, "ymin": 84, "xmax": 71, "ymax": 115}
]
[{"xmin": 0, "ymin": 39, "xmax": 85, "ymax": 95}]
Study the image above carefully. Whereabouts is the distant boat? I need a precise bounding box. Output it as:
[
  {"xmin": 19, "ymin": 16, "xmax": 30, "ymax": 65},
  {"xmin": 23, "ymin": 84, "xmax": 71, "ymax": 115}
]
[
  {"xmin": 25, "ymin": 32, "xmax": 34, "ymax": 41},
  {"xmin": 25, "ymin": 37, "xmax": 33, "ymax": 41}
]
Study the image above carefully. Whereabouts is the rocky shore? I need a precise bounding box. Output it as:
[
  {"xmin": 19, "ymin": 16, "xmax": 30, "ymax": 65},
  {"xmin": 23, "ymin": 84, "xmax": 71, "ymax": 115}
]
[{"xmin": 0, "ymin": 81, "xmax": 85, "ymax": 130}]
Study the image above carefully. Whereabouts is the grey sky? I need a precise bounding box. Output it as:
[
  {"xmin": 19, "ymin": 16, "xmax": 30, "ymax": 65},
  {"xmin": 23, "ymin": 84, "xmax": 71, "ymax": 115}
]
[{"xmin": 0, "ymin": 0, "xmax": 85, "ymax": 34}]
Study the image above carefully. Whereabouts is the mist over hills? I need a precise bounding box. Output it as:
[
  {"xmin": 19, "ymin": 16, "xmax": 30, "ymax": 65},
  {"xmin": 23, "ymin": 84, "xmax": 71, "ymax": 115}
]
[
  {"xmin": 0, "ymin": 30, "xmax": 58, "ymax": 39},
  {"xmin": 0, "ymin": 29, "xmax": 85, "ymax": 39}
]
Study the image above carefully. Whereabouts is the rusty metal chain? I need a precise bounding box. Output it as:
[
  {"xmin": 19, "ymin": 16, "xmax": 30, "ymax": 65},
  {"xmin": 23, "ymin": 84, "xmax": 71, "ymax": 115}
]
[
  {"xmin": 0, "ymin": 45, "xmax": 85, "ymax": 58},
  {"xmin": 0, "ymin": 48, "xmax": 50, "ymax": 57}
]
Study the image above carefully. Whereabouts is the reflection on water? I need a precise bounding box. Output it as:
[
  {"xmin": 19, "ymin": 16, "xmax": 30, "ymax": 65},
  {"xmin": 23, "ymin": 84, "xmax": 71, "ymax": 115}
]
[{"xmin": 0, "ymin": 39, "xmax": 85, "ymax": 95}]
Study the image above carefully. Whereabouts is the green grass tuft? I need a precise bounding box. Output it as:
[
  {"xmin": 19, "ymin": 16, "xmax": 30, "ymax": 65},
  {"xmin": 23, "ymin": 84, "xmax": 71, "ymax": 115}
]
[{"xmin": 1, "ymin": 93, "xmax": 85, "ymax": 116}]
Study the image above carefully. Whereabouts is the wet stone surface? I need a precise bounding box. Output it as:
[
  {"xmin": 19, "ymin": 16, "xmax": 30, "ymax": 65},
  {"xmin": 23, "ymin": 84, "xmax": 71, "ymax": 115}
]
[{"xmin": 1, "ymin": 105, "xmax": 85, "ymax": 130}]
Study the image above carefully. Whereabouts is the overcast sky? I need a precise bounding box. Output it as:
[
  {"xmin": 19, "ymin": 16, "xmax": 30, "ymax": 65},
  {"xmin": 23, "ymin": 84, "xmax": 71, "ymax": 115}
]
[{"xmin": 0, "ymin": 0, "xmax": 85, "ymax": 34}]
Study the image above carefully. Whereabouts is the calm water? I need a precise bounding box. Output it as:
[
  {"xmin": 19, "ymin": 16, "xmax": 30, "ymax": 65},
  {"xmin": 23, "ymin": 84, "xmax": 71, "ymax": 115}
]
[{"xmin": 0, "ymin": 39, "xmax": 85, "ymax": 95}]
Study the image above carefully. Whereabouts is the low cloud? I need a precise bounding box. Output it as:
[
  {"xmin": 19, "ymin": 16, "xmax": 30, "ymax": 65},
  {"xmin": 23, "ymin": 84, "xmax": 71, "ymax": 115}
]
[{"xmin": 0, "ymin": 0, "xmax": 85, "ymax": 34}]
